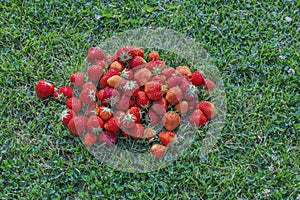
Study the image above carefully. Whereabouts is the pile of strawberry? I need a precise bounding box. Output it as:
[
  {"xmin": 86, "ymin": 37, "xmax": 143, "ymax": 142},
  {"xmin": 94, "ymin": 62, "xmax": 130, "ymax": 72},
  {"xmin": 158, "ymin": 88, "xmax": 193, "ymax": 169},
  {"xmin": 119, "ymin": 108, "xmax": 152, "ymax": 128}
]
[{"xmin": 36, "ymin": 45, "xmax": 217, "ymax": 159}]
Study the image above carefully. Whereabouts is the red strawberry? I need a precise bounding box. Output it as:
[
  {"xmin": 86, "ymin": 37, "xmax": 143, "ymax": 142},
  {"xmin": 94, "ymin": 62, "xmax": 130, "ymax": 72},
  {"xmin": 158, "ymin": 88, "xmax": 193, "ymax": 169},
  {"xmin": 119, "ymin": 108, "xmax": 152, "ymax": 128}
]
[
  {"xmin": 70, "ymin": 72, "xmax": 85, "ymax": 87},
  {"xmin": 36, "ymin": 80, "xmax": 55, "ymax": 99},
  {"xmin": 167, "ymin": 75, "xmax": 183, "ymax": 88},
  {"xmin": 83, "ymin": 132, "xmax": 98, "ymax": 146},
  {"xmin": 176, "ymin": 66, "xmax": 192, "ymax": 78},
  {"xmin": 67, "ymin": 115, "xmax": 87, "ymax": 136},
  {"xmin": 97, "ymin": 106, "xmax": 113, "ymax": 121},
  {"xmin": 97, "ymin": 89, "xmax": 106, "ymax": 105},
  {"xmin": 148, "ymin": 111, "xmax": 159, "ymax": 125},
  {"xmin": 144, "ymin": 127, "xmax": 155, "ymax": 140},
  {"xmin": 115, "ymin": 94, "xmax": 134, "ymax": 111},
  {"xmin": 128, "ymin": 46, "xmax": 144, "ymax": 57},
  {"xmin": 104, "ymin": 117, "xmax": 120, "ymax": 132},
  {"xmin": 85, "ymin": 102, "xmax": 98, "ymax": 117},
  {"xmin": 183, "ymin": 83, "xmax": 199, "ymax": 101},
  {"xmin": 87, "ymin": 46, "xmax": 105, "ymax": 62},
  {"xmin": 82, "ymin": 82, "xmax": 97, "ymax": 91},
  {"xmin": 150, "ymin": 98, "xmax": 167, "ymax": 115},
  {"xmin": 115, "ymin": 46, "xmax": 144, "ymax": 63},
  {"xmin": 54, "ymin": 86, "xmax": 73, "ymax": 101},
  {"xmin": 162, "ymin": 67, "xmax": 176, "ymax": 79},
  {"xmin": 148, "ymin": 51, "xmax": 159, "ymax": 61},
  {"xmin": 120, "ymin": 68, "xmax": 133, "ymax": 80},
  {"xmin": 165, "ymin": 87, "xmax": 182, "ymax": 104},
  {"xmin": 98, "ymin": 130, "xmax": 117, "ymax": 147},
  {"xmin": 191, "ymin": 71, "xmax": 205, "ymax": 86},
  {"xmin": 66, "ymin": 97, "xmax": 82, "ymax": 113},
  {"xmin": 204, "ymin": 79, "xmax": 216, "ymax": 91},
  {"xmin": 94, "ymin": 60, "xmax": 106, "ymax": 68},
  {"xmin": 162, "ymin": 112, "xmax": 181, "ymax": 131},
  {"xmin": 128, "ymin": 106, "xmax": 141, "ymax": 122},
  {"xmin": 144, "ymin": 81, "xmax": 163, "ymax": 100},
  {"xmin": 133, "ymin": 68, "xmax": 152, "ymax": 86},
  {"xmin": 128, "ymin": 123, "xmax": 145, "ymax": 139},
  {"xmin": 99, "ymin": 68, "xmax": 120, "ymax": 88},
  {"xmin": 121, "ymin": 113, "xmax": 137, "ymax": 129},
  {"xmin": 150, "ymin": 144, "xmax": 166, "ymax": 159},
  {"xmin": 146, "ymin": 60, "xmax": 166, "ymax": 72},
  {"xmin": 187, "ymin": 99, "xmax": 198, "ymax": 113},
  {"xmin": 159, "ymin": 131, "xmax": 177, "ymax": 146},
  {"xmin": 189, "ymin": 109, "xmax": 207, "ymax": 126},
  {"xmin": 60, "ymin": 109, "xmax": 75, "ymax": 125},
  {"xmin": 103, "ymin": 87, "xmax": 120, "ymax": 106},
  {"xmin": 174, "ymin": 101, "xmax": 189, "ymax": 114},
  {"xmin": 129, "ymin": 56, "xmax": 146, "ymax": 69},
  {"xmin": 88, "ymin": 65, "xmax": 104, "ymax": 83},
  {"xmin": 136, "ymin": 91, "xmax": 150, "ymax": 108},
  {"xmin": 80, "ymin": 87, "xmax": 96, "ymax": 105},
  {"xmin": 151, "ymin": 75, "xmax": 166, "ymax": 85},
  {"xmin": 110, "ymin": 61, "xmax": 124, "ymax": 72},
  {"xmin": 87, "ymin": 115, "xmax": 104, "ymax": 133},
  {"xmin": 121, "ymin": 80, "xmax": 139, "ymax": 96},
  {"xmin": 198, "ymin": 101, "xmax": 217, "ymax": 120}
]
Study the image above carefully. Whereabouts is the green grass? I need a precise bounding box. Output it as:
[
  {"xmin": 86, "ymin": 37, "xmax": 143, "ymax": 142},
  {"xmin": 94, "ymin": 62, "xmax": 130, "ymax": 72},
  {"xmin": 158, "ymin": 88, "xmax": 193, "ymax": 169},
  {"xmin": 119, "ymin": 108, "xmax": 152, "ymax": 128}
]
[{"xmin": 1, "ymin": 0, "xmax": 299, "ymax": 199}]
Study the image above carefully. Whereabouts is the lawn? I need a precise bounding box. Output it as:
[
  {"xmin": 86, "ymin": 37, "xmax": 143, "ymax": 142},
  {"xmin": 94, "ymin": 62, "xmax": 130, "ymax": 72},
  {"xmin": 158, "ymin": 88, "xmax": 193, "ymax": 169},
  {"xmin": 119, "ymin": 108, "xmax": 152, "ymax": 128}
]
[{"xmin": 1, "ymin": 1, "xmax": 299, "ymax": 199}]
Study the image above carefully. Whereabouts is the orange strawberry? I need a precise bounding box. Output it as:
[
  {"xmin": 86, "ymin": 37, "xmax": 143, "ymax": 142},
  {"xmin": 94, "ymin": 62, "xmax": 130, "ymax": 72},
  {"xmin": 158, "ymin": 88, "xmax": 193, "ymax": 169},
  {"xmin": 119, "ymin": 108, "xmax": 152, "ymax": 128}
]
[
  {"xmin": 99, "ymin": 68, "xmax": 120, "ymax": 88},
  {"xmin": 144, "ymin": 127, "xmax": 155, "ymax": 140},
  {"xmin": 198, "ymin": 101, "xmax": 217, "ymax": 120},
  {"xmin": 98, "ymin": 130, "xmax": 117, "ymax": 147},
  {"xmin": 162, "ymin": 67, "xmax": 176, "ymax": 79},
  {"xmin": 83, "ymin": 132, "xmax": 98, "ymax": 146},
  {"xmin": 110, "ymin": 61, "xmax": 124, "ymax": 72},
  {"xmin": 87, "ymin": 46, "xmax": 105, "ymax": 62},
  {"xmin": 87, "ymin": 115, "xmax": 104, "ymax": 133},
  {"xmin": 150, "ymin": 144, "xmax": 166, "ymax": 159},
  {"xmin": 191, "ymin": 71, "xmax": 204, "ymax": 86},
  {"xmin": 70, "ymin": 72, "xmax": 85, "ymax": 87},
  {"xmin": 144, "ymin": 81, "xmax": 163, "ymax": 100},
  {"xmin": 97, "ymin": 106, "xmax": 113, "ymax": 121},
  {"xmin": 165, "ymin": 87, "xmax": 182, "ymax": 104},
  {"xmin": 176, "ymin": 66, "xmax": 192, "ymax": 78},
  {"xmin": 104, "ymin": 117, "xmax": 120, "ymax": 132},
  {"xmin": 129, "ymin": 56, "xmax": 146, "ymax": 69},
  {"xmin": 136, "ymin": 91, "xmax": 150, "ymax": 108},
  {"xmin": 174, "ymin": 101, "xmax": 189, "ymax": 114},
  {"xmin": 161, "ymin": 85, "xmax": 169, "ymax": 95},
  {"xmin": 67, "ymin": 115, "xmax": 87, "ymax": 136},
  {"xmin": 204, "ymin": 79, "xmax": 216, "ymax": 91},
  {"xmin": 148, "ymin": 51, "xmax": 160, "ymax": 61},
  {"xmin": 66, "ymin": 97, "xmax": 82, "ymax": 113},
  {"xmin": 88, "ymin": 65, "xmax": 104, "ymax": 83},
  {"xmin": 107, "ymin": 75, "xmax": 122, "ymax": 88},
  {"xmin": 162, "ymin": 112, "xmax": 181, "ymax": 131},
  {"xmin": 133, "ymin": 68, "xmax": 152, "ymax": 86},
  {"xmin": 189, "ymin": 109, "xmax": 207, "ymax": 126},
  {"xmin": 159, "ymin": 131, "xmax": 177, "ymax": 146}
]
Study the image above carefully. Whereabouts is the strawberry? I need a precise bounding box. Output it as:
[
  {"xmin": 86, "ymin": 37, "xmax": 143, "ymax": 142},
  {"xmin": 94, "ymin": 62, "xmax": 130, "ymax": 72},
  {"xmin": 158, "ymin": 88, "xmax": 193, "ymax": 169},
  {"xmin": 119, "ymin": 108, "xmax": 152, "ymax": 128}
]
[
  {"xmin": 150, "ymin": 98, "xmax": 167, "ymax": 115},
  {"xmin": 133, "ymin": 68, "xmax": 152, "ymax": 86},
  {"xmin": 162, "ymin": 112, "xmax": 181, "ymax": 131},
  {"xmin": 54, "ymin": 86, "xmax": 73, "ymax": 101},
  {"xmin": 120, "ymin": 113, "xmax": 137, "ymax": 129},
  {"xmin": 85, "ymin": 102, "xmax": 98, "ymax": 117},
  {"xmin": 187, "ymin": 99, "xmax": 198, "ymax": 113},
  {"xmin": 87, "ymin": 115, "xmax": 104, "ymax": 133},
  {"xmin": 36, "ymin": 80, "xmax": 54, "ymax": 99},
  {"xmin": 70, "ymin": 72, "xmax": 85, "ymax": 87},
  {"xmin": 97, "ymin": 106, "xmax": 113, "ymax": 121},
  {"xmin": 204, "ymin": 79, "xmax": 216, "ymax": 91},
  {"xmin": 150, "ymin": 144, "xmax": 166, "ymax": 159},
  {"xmin": 148, "ymin": 111, "xmax": 159, "ymax": 125},
  {"xmin": 176, "ymin": 66, "xmax": 192, "ymax": 78},
  {"xmin": 151, "ymin": 75, "xmax": 166, "ymax": 85},
  {"xmin": 136, "ymin": 91, "xmax": 150, "ymax": 108},
  {"xmin": 198, "ymin": 101, "xmax": 217, "ymax": 120},
  {"xmin": 120, "ymin": 68, "xmax": 133, "ymax": 80},
  {"xmin": 121, "ymin": 80, "xmax": 139, "ymax": 96},
  {"xmin": 94, "ymin": 60, "xmax": 106, "ymax": 68},
  {"xmin": 144, "ymin": 81, "xmax": 163, "ymax": 100},
  {"xmin": 159, "ymin": 131, "xmax": 177, "ymax": 146},
  {"xmin": 98, "ymin": 130, "xmax": 117, "ymax": 147},
  {"xmin": 128, "ymin": 123, "xmax": 145, "ymax": 139},
  {"xmin": 115, "ymin": 95, "xmax": 134, "ymax": 111},
  {"xmin": 183, "ymin": 83, "xmax": 199, "ymax": 101},
  {"xmin": 191, "ymin": 71, "xmax": 205, "ymax": 86},
  {"xmin": 97, "ymin": 89, "xmax": 106, "ymax": 105},
  {"xmin": 146, "ymin": 60, "xmax": 166, "ymax": 72},
  {"xmin": 129, "ymin": 56, "xmax": 146, "ymax": 69},
  {"xmin": 107, "ymin": 75, "xmax": 122, "ymax": 88},
  {"xmin": 128, "ymin": 106, "xmax": 141, "ymax": 122},
  {"xmin": 66, "ymin": 97, "xmax": 82, "ymax": 113},
  {"xmin": 88, "ymin": 65, "xmax": 104, "ymax": 83},
  {"xmin": 148, "ymin": 51, "xmax": 159, "ymax": 61},
  {"xmin": 162, "ymin": 67, "xmax": 176, "ymax": 79},
  {"xmin": 161, "ymin": 85, "xmax": 169, "ymax": 95},
  {"xmin": 174, "ymin": 101, "xmax": 189, "ymax": 114},
  {"xmin": 99, "ymin": 68, "xmax": 120, "ymax": 88},
  {"xmin": 80, "ymin": 87, "xmax": 96, "ymax": 105},
  {"xmin": 167, "ymin": 75, "xmax": 183, "ymax": 88},
  {"xmin": 67, "ymin": 115, "xmax": 87, "ymax": 136},
  {"xmin": 104, "ymin": 117, "xmax": 120, "ymax": 132},
  {"xmin": 83, "ymin": 132, "xmax": 98, "ymax": 146},
  {"xmin": 103, "ymin": 87, "xmax": 120, "ymax": 106},
  {"xmin": 60, "ymin": 109, "xmax": 75, "ymax": 125},
  {"xmin": 82, "ymin": 82, "xmax": 97, "ymax": 91},
  {"xmin": 128, "ymin": 46, "xmax": 144, "ymax": 57},
  {"xmin": 110, "ymin": 61, "xmax": 124, "ymax": 72},
  {"xmin": 165, "ymin": 87, "xmax": 182, "ymax": 104},
  {"xmin": 189, "ymin": 109, "xmax": 207, "ymax": 126},
  {"xmin": 144, "ymin": 127, "xmax": 155, "ymax": 140},
  {"xmin": 87, "ymin": 46, "xmax": 105, "ymax": 62}
]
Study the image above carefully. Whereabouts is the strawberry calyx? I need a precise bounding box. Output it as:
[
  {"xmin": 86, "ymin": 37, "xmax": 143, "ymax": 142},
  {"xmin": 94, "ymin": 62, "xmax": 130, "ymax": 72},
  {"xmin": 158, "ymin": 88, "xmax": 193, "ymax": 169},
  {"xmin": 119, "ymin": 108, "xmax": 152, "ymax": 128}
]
[{"xmin": 119, "ymin": 51, "xmax": 132, "ymax": 63}]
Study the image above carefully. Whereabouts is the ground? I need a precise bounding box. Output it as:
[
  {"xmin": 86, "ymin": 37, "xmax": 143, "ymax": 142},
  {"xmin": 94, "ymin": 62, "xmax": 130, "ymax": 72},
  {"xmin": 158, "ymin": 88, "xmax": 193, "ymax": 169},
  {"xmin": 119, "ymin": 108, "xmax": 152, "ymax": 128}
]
[{"xmin": 1, "ymin": 1, "xmax": 299, "ymax": 199}]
